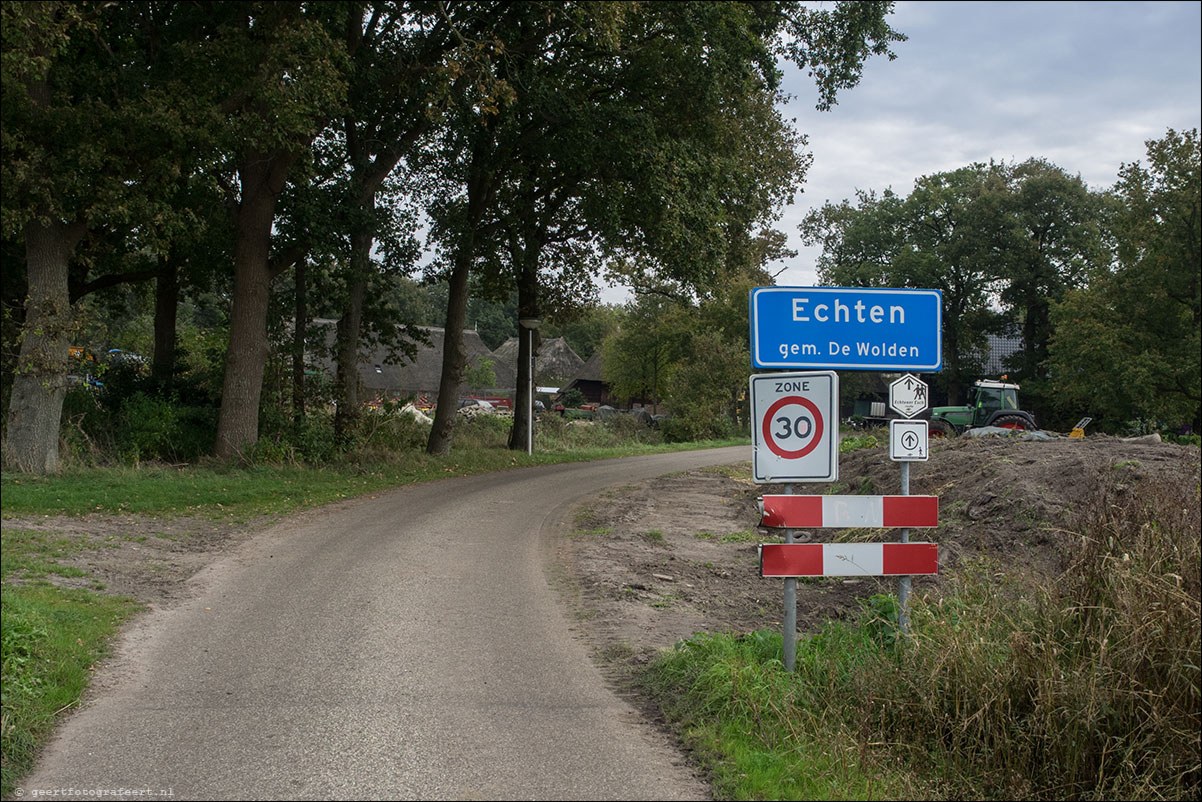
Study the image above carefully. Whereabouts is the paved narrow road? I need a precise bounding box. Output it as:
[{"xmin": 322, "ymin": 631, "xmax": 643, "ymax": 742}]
[{"xmin": 21, "ymin": 447, "xmax": 747, "ymax": 801}]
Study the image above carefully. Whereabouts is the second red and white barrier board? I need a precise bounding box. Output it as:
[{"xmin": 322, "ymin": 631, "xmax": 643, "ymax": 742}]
[{"xmin": 760, "ymin": 542, "xmax": 938, "ymax": 577}]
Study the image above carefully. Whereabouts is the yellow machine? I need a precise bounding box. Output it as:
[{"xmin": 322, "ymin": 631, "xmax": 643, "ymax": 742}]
[{"xmin": 1069, "ymin": 417, "xmax": 1092, "ymax": 439}]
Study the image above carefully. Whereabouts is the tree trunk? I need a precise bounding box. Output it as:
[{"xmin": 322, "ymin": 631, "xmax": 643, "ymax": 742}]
[
  {"xmin": 152, "ymin": 258, "xmax": 179, "ymax": 388},
  {"xmin": 292, "ymin": 256, "xmax": 307, "ymax": 424},
  {"xmin": 427, "ymin": 251, "xmax": 472, "ymax": 456},
  {"xmin": 214, "ymin": 152, "xmax": 294, "ymax": 460},
  {"xmin": 334, "ymin": 226, "xmax": 372, "ymax": 441},
  {"xmin": 426, "ymin": 139, "xmax": 496, "ymax": 456},
  {"xmin": 507, "ymin": 256, "xmax": 539, "ymax": 451},
  {"xmin": 4, "ymin": 217, "xmax": 86, "ymax": 473}
]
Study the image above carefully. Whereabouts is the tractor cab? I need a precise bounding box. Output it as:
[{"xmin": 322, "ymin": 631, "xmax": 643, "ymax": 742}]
[{"xmin": 971, "ymin": 380, "xmax": 1021, "ymax": 427}]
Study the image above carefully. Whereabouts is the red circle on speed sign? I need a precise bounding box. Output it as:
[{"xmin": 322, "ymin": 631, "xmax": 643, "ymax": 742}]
[{"xmin": 762, "ymin": 395, "xmax": 825, "ymax": 459}]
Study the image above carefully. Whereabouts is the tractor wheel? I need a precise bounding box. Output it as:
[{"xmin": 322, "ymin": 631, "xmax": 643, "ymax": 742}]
[
  {"xmin": 929, "ymin": 419, "xmax": 955, "ymax": 438},
  {"xmin": 993, "ymin": 414, "xmax": 1033, "ymax": 432}
]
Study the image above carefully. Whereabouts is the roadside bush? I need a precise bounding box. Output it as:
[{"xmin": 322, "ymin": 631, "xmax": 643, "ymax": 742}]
[
  {"xmin": 659, "ymin": 411, "xmax": 737, "ymax": 443},
  {"xmin": 59, "ymin": 385, "xmax": 111, "ymax": 464},
  {"xmin": 454, "ymin": 413, "xmax": 511, "ymax": 451},
  {"xmin": 252, "ymin": 406, "xmax": 339, "ymax": 465},
  {"xmin": 645, "ymin": 469, "xmax": 1200, "ymax": 801},
  {"xmin": 602, "ymin": 411, "xmax": 661, "ymax": 445},
  {"xmin": 57, "ymin": 354, "xmax": 223, "ymax": 465},
  {"xmin": 870, "ymin": 470, "xmax": 1201, "ymax": 799},
  {"xmin": 116, "ymin": 393, "xmax": 179, "ymax": 461},
  {"xmin": 352, "ymin": 406, "xmax": 432, "ymax": 460}
]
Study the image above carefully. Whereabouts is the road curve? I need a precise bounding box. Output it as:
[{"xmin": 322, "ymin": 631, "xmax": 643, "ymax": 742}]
[{"xmin": 20, "ymin": 446, "xmax": 747, "ymax": 801}]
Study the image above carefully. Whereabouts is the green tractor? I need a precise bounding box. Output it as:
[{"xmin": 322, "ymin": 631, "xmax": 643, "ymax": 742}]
[{"xmin": 929, "ymin": 379, "xmax": 1038, "ymax": 436}]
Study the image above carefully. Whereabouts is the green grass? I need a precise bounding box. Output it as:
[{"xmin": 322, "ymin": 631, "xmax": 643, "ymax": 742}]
[
  {"xmin": 839, "ymin": 433, "xmax": 881, "ymax": 453},
  {"xmin": 1, "ymin": 437, "xmax": 747, "ymax": 520},
  {"xmin": 0, "ymin": 581, "xmax": 139, "ymax": 797},
  {"xmin": 642, "ymin": 617, "xmax": 917, "ymax": 801},
  {"xmin": 0, "ymin": 529, "xmax": 100, "ymax": 581},
  {"xmin": 0, "ymin": 434, "xmax": 747, "ymax": 797},
  {"xmin": 718, "ymin": 529, "xmax": 758, "ymax": 543},
  {"xmin": 643, "ymin": 471, "xmax": 1201, "ymax": 801},
  {"xmin": 571, "ymin": 526, "xmax": 613, "ymax": 537},
  {"xmin": 695, "ymin": 529, "xmax": 760, "ymax": 543},
  {"xmin": 699, "ymin": 463, "xmax": 753, "ymax": 480}
]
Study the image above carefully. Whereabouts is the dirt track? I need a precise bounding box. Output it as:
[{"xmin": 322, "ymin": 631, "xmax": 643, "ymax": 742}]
[{"xmin": 551, "ymin": 435, "xmax": 1201, "ymax": 674}]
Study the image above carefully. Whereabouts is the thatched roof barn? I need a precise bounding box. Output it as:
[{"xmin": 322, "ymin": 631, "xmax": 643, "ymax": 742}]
[
  {"xmin": 559, "ymin": 351, "xmax": 615, "ymax": 406},
  {"xmin": 312, "ymin": 320, "xmax": 516, "ymax": 404},
  {"xmin": 493, "ymin": 336, "xmax": 585, "ymax": 386}
]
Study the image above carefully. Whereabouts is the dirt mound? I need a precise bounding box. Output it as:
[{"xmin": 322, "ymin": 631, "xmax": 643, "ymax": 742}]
[{"xmin": 553, "ymin": 435, "xmax": 1201, "ymax": 670}]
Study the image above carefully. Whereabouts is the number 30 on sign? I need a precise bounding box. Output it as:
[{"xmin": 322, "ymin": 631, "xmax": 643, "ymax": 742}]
[{"xmin": 750, "ymin": 371, "xmax": 839, "ymax": 484}]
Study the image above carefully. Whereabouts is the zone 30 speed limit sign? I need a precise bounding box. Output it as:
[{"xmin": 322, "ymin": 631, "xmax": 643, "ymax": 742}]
[{"xmin": 750, "ymin": 371, "xmax": 838, "ymax": 483}]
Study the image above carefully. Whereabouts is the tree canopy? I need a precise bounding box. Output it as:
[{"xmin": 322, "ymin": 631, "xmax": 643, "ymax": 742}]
[{"xmin": 1048, "ymin": 129, "xmax": 1200, "ymax": 431}]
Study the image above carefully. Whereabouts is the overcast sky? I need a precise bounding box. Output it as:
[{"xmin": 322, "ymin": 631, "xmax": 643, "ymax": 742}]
[{"xmin": 763, "ymin": 0, "xmax": 1202, "ymax": 288}]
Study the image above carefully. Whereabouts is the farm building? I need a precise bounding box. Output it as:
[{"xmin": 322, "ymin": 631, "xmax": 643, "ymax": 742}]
[
  {"xmin": 492, "ymin": 336, "xmax": 585, "ymax": 387},
  {"xmin": 311, "ymin": 320, "xmax": 516, "ymax": 406},
  {"xmin": 558, "ymin": 351, "xmax": 616, "ymax": 406}
]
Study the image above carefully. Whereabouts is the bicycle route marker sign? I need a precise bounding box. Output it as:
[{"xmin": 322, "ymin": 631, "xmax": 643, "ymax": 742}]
[
  {"xmin": 750, "ymin": 370, "xmax": 838, "ymax": 484},
  {"xmin": 889, "ymin": 419, "xmax": 929, "ymax": 462},
  {"xmin": 749, "ymin": 286, "xmax": 943, "ymax": 371},
  {"xmin": 889, "ymin": 374, "xmax": 929, "ymax": 418}
]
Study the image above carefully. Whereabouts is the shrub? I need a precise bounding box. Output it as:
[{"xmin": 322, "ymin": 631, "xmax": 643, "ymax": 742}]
[
  {"xmin": 603, "ymin": 411, "xmax": 661, "ymax": 444},
  {"xmin": 117, "ymin": 393, "xmax": 180, "ymax": 462},
  {"xmin": 559, "ymin": 387, "xmax": 585, "ymax": 409},
  {"xmin": 659, "ymin": 412, "xmax": 736, "ymax": 443},
  {"xmin": 871, "ymin": 471, "xmax": 1201, "ymax": 799},
  {"xmin": 646, "ymin": 470, "xmax": 1200, "ymax": 801}
]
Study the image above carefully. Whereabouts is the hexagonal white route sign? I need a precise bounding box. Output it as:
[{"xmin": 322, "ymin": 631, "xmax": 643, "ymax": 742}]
[{"xmin": 889, "ymin": 374, "xmax": 929, "ymax": 419}]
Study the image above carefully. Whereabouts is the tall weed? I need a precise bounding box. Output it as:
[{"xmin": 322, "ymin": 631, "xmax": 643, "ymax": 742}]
[
  {"xmin": 872, "ymin": 471, "xmax": 1201, "ymax": 799},
  {"xmin": 646, "ymin": 471, "xmax": 1200, "ymax": 800}
]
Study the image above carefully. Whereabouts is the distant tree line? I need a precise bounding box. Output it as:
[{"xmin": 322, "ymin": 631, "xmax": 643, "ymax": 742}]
[
  {"xmin": 1, "ymin": 0, "xmax": 904, "ymax": 472},
  {"xmin": 800, "ymin": 130, "xmax": 1200, "ymax": 433},
  {"xmin": 595, "ymin": 129, "xmax": 1201, "ymax": 439}
]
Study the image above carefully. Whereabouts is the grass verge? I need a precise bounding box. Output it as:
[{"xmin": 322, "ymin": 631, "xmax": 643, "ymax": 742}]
[
  {"xmin": 1, "ymin": 435, "xmax": 748, "ymax": 520},
  {"xmin": 642, "ymin": 471, "xmax": 1200, "ymax": 800},
  {"xmin": 1, "ymin": 582, "xmax": 139, "ymax": 797}
]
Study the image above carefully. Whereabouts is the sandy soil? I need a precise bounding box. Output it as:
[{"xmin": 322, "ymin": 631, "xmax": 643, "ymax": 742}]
[{"xmin": 549, "ymin": 434, "xmax": 1201, "ymax": 677}]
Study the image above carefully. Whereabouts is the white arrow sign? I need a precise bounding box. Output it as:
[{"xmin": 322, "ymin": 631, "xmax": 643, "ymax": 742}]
[
  {"xmin": 889, "ymin": 374, "xmax": 929, "ymax": 419},
  {"xmin": 890, "ymin": 419, "xmax": 929, "ymax": 462}
]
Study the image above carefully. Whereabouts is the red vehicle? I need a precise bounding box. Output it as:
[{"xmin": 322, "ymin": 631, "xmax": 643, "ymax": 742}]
[{"xmin": 469, "ymin": 395, "xmax": 512, "ymax": 409}]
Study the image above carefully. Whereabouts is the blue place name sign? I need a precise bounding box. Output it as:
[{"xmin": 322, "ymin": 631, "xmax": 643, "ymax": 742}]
[{"xmin": 750, "ymin": 286, "xmax": 942, "ymax": 371}]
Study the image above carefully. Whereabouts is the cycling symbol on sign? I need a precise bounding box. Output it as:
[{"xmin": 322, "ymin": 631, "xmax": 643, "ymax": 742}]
[
  {"xmin": 889, "ymin": 374, "xmax": 929, "ymax": 419},
  {"xmin": 751, "ymin": 371, "xmax": 838, "ymax": 483}
]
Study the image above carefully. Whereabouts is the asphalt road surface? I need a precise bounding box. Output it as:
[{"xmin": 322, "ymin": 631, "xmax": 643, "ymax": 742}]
[{"xmin": 20, "ymin": 446, "xmax": 747, "ymax": 801}]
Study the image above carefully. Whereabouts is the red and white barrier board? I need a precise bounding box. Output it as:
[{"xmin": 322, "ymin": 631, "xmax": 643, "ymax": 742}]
[
  {"xmin": 759, "ymin": 495, "xmax": 938, "ymax": 529},
  {"xmin": 760, "ymin": 542, "xmax": 938, "ymax": 577}
]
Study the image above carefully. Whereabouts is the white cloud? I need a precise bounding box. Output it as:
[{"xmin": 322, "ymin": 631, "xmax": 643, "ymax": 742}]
[{"xmin": 770, "ymin": 0, "xmax": 1202, "ymax": 288}]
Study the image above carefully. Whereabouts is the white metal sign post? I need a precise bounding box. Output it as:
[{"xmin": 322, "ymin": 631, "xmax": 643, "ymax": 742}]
[
  {"xmin": 887, "ymin": 373, "xmax": 929, "ymax": 632},
  {"xmin": 749, "ymin": 370, "xmax": 838, "ymax": 672},
  {"xmin": 890, "ymin": 419, "xmax": 929, "ymax": 462}
]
